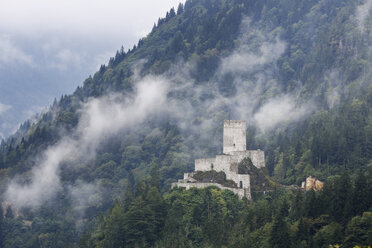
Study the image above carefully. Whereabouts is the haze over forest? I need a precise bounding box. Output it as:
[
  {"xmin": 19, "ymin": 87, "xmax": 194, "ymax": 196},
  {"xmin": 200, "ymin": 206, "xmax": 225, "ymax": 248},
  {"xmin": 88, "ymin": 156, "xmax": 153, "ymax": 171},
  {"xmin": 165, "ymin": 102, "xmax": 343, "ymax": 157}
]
[
  {"xmin": 0, "ymin": 0, "xmax": 184, "ymax": 138},
  {"xmin": 0, "ymin": 0, "xmax": 372, "ymax": 247}
]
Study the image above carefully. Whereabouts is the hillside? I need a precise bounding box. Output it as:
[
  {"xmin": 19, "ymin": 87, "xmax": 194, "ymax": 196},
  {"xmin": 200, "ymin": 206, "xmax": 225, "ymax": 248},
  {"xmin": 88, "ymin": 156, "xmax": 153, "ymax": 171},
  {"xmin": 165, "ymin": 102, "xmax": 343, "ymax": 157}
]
[{"xmin": 0, "ymin": 0, "xmax": 372, "ymax": 247}]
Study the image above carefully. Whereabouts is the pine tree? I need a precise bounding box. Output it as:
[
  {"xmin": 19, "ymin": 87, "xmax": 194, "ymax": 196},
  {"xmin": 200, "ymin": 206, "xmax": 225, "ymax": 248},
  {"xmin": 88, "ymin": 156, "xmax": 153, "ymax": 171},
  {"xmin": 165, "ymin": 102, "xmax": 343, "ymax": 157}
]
[
  {"xmin": 123, "ymin": 197, "xmax": 156, "ymax": 247},
  {"xmin": 102, "ymin": 203, "xmax": 126, "ymax": 248},
  {"xmin": 353, "ymin": 171, "xmax": 369, "ymax": 216},
  {"xmin": 150, "ymin": 164, "xmax": 160, "ymax": 189},
  {"xmin": 270, "ymin": 203, "xmax": 292, "ymax": 248},
  {"xmin": 177, "ymin": 3, "xmax": 184, "ymax": 15}
]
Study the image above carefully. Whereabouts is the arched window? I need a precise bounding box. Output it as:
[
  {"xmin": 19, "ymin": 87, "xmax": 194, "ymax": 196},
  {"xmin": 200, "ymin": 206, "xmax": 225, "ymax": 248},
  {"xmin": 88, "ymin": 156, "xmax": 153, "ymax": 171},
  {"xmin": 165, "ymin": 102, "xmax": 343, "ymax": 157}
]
[
  {"xmin": 211, "ymin": 163, "xmax": 214, "ymax": 170},
  {"xmin": 240, "ymin": 181, "xmax": 243, "ymax": 188}
]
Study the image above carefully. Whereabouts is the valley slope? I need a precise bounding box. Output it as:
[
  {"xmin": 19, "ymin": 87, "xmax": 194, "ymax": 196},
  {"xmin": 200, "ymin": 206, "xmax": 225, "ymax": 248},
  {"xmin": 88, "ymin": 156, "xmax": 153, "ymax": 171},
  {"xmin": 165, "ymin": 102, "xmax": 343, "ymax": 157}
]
[{"xmin": 0, "ymin": 0, "xmax": 372, "ymax": 247}]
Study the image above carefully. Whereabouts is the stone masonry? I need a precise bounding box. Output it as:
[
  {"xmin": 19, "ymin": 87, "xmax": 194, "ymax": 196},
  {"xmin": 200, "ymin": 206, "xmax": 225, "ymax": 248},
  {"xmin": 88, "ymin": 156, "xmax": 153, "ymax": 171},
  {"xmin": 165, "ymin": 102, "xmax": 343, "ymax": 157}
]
[{"xmin": 172, "ymin": 120, "xmax": 265, "ymax": 199}]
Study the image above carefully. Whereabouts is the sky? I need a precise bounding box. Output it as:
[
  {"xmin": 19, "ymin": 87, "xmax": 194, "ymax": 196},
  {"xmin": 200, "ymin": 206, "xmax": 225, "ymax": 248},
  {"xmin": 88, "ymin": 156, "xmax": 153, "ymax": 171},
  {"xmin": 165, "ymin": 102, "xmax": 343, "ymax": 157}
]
[{"xmin": 0, "ymin": 0, "xmax": 184, "ymax": 139}]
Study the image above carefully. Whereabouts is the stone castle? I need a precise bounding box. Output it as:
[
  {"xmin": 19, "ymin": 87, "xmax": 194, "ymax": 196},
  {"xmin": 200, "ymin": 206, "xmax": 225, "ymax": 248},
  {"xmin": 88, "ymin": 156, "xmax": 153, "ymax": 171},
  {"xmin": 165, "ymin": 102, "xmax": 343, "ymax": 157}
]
[{"xmin": 172, "ymin": 120, "xmax": 265, "ymax": 199}]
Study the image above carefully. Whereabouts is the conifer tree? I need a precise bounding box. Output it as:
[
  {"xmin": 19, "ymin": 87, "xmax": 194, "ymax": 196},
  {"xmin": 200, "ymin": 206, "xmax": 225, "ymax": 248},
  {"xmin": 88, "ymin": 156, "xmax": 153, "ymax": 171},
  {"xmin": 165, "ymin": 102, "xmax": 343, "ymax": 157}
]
[
  {"xmin": 353, "ymin": 171, "xmax": 369, "ymax": 215},
  {"xmin": 270, "ymin": 202, "xmax": 291, "ymax": 248},
  {"xmin": 177, "ymin": 3, "xmax": 184, "ymax": 15}
]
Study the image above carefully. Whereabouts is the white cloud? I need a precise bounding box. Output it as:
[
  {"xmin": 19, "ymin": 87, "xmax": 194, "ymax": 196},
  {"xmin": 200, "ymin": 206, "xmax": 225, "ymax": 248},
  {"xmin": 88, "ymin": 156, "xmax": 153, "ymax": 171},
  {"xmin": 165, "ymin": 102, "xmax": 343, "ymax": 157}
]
[
  {"xmin": 68, "ymin": 180, "xmax": 102, "ymax": 220},
  {"xmin": 5, "ymin": 76, "xmax": 168, "ymax": 208},
  {"xmin": 221, "ymin": 38, "xmax": 286, "ymax": 75},
  {"xmin": 0, "ymin": 0, "xmax": 184, "ymax": 39},
  {"xmin": 4, "ymin": 13, "xmax": 314, "ymax": 209},
  {"xmin": 0, "ymin": 35, "xmax": 33, "ymax": 65},
  {"xmin": 0, "ymin": 1, "xmax": 184, "ymax": 138},
  {"xmin": 324, "ymin": 70, "xmax": 343, "ymax": 109},
  {"xmin": 220, "ymin": 18, "xmax": 286, "ymax": 75},
  {"xmin": 253, "ymin": 95, "xmax": 314, "ymax": 132},
  {"xmin": 356, "ymin": 0, "xmax": 372, "ymax": 31},
  {"xmin": 69, "ymin": 181, "xmax": 101, "ymax": 209}
]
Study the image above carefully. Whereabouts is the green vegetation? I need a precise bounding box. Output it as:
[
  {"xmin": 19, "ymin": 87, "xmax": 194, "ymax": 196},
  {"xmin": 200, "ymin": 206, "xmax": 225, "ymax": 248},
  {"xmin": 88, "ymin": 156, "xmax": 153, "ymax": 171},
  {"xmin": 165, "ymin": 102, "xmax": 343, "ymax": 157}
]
[
  {"xmin": 192, "ymin": 170, "xmax": 237, "ymax": 187},
  {"xmin": 238, "ymin": 158, "xmax": 278, "ymax": 192},
  {"xmin": 80, "ymin": 171, "xmax": 372, "ymax": 247},
  {"xmin": 0, "ymin": 0, "xmax": 371, "ymax": 246}
]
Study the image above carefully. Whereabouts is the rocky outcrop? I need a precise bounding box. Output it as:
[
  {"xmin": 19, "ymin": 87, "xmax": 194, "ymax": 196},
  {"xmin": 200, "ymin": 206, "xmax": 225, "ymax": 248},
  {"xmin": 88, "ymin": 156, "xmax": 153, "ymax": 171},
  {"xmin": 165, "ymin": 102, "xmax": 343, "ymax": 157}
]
[
  {"xmin": 301, "ymin": 176, "xmax": 324, "ymax": 191},
  {"xmin": 237, "ymin": 158, "xmax": 277, "ymax": 193}
]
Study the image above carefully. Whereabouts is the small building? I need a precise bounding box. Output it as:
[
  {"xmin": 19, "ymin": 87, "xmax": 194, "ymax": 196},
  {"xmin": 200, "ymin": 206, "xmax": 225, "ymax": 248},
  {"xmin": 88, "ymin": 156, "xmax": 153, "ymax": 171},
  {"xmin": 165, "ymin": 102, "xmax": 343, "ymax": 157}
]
[{"xmin": 172, "ymin": 120, "xmax": 265, "ymax": 199}]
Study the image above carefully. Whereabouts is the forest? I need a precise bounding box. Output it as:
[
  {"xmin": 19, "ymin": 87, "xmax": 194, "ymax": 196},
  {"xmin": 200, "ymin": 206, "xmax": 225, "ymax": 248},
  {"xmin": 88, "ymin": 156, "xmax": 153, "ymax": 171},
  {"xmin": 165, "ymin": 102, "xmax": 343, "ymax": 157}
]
[
  {"xmin": 78, "ymin": 170, "xmax": 372, "ymax": 248},
  {"xmin": 0, "ymin": 0, "xmax": 371, "ymax": 247}
]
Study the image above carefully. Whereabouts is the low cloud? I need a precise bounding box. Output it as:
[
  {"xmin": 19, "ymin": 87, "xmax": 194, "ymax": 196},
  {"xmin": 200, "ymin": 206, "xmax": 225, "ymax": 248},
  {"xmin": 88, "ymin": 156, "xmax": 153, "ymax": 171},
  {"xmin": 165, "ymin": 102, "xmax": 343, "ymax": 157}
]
[
  {"xmin": 324, "ymin": 70, "xmax": 343, "ymax": 109},
  {"xmin": 356, "ymin": 0, "xmax": 372, "ymax": 31},
  {"xmin": 0, "ymin": 0, "xmax": 185, "ymax": 138},
  {"xmin": 164, "ymin": 17, "xmax": 313, "ymax": 138},
  {"xmin": 5, "ymin": 76, "xmax": 168, "ymax": 208},
  {"xmin": 221, "ymin": 38, "xmax": 286, "ymax": 75},
  {"xmin": 68, "ymin": 180, "xmax": 102, "ymax": 221},
  {"xmin": 253, "ymin": 95, "xmax": 314, "ymax": 132},
  {"xmin": 5, "ymin": 15, "xmax": 315, "ymax": 210}
]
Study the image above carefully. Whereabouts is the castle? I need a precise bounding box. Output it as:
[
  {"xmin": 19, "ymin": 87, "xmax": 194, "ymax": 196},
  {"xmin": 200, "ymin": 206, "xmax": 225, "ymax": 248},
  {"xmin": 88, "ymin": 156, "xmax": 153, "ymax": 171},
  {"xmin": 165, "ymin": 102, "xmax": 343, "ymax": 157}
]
[{"xmin": 172, "ymin": 120, "xmax": 265, "ymax": 199}]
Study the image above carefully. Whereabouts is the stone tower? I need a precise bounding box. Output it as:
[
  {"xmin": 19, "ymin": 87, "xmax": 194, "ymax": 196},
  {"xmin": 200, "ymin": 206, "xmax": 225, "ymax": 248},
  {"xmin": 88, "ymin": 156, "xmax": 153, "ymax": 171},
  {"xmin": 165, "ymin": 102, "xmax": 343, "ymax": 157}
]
[
  {"xmin": 172, "ymin": 120, "xmax": 265, "ymax": 199},
  {"xmin": 223, "ymin": 120, "xmax": 246, "ymax": 154}
]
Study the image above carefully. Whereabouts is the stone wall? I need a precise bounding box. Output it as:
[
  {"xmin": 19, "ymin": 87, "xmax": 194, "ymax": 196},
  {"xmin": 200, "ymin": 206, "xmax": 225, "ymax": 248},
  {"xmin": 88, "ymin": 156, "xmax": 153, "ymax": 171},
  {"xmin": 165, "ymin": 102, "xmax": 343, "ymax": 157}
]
[
  {"xmin": 223, "ymin": 120, "xmax": 246, "ymax": 154},
  {"xmin": 229, "ymin": 150, "xmax": 265, "ymax": 168},
  {"xmin": 172, "ymin": 182, "xmax": 251, "ymax": 199},
  {"xmin": 226, "ymin": 173, "xmax": 250, "ymax": 189},
  {"xmin": 194, "ymin": 155, "xmax": 251, "ymax": 192},
  {"xmin": 184, "ymin": 172, "xmax": 195, "ymax": 179},
  {"xmin": 173, "ymin": 120, "xmax": 265, "ymax": 200},
  {"xmin": 195, "ymin": 158, "xmax": 216, "ymax": 171},
  {"xmin": 197, "ymin": 151, "xmax": 265, "ymax": 173}
]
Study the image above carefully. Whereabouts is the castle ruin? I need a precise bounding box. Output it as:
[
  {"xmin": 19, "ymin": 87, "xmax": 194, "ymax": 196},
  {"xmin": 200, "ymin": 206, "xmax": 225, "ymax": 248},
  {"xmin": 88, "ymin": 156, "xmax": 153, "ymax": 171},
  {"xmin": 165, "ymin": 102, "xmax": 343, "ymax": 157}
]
[{"xmin": 172, "ymin": 120, "xmax": 265, "ymax": 199}]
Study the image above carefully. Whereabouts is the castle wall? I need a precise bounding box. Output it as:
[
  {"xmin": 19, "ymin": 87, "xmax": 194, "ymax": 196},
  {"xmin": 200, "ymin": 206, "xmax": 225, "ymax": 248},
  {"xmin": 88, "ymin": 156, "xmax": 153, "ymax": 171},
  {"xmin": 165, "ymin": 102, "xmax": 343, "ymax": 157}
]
[
  {"xmin": 213, "ymin": 155, "xmax": 239, "ymax": 173},
  {"xmin": 184, "ymin": 172, "xmax": 195, "ymax": 179},
  {"xmin": 226, "ymin": 173, "xmax": 250, "ymax": 189},
  {"xmin": 172, "ymin": 182, "xmax": 251, "ymax": 199},
  {"xmin": 229, "ymin": 150, "xmax": 265, "ymax": 168},
  {"xmin": 173, "ymin": 120, "xmax": 265, "ymax": 200},
  {"xmin": 223, "ymin": 120, "xmax": 246, "ymax": 154},
  {"xmin": 195, "ymin": 158, "xmax": 216, "ymax": 171},
  {"xmin": 196, "ymin": 155, "xmax": 251, "ymax": 189}
]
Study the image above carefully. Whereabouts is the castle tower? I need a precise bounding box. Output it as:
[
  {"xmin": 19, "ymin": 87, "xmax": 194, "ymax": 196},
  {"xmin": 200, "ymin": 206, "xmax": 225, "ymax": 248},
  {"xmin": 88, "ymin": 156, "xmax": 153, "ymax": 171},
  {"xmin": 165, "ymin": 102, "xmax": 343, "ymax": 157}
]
[
  {"xmin": 223, "ymin": 120, "xmax": 246, "ymax": 154},
  {"xmin": 173, "ymin": 119, "xmax": 265, "ymax": 199}
]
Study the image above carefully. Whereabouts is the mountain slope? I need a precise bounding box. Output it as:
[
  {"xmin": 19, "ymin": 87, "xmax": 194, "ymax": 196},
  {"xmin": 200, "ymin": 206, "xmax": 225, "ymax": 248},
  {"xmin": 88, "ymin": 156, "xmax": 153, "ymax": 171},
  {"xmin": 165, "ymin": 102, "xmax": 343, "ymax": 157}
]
[{"xmin": 0, "ymin": 0, "xmax": 372, "ymax": 247}]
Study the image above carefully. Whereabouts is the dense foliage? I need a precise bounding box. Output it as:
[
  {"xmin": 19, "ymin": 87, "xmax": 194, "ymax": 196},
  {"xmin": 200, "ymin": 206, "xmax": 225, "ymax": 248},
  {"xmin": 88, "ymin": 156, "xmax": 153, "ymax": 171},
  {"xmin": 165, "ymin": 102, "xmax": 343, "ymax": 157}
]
[
  {"xmin": 0, "ymin": 0, "xmax": 371, "ymax": 246},
  {"xmin": 80, "ymin": 170, "xmax": 372, "ymax": 248}
]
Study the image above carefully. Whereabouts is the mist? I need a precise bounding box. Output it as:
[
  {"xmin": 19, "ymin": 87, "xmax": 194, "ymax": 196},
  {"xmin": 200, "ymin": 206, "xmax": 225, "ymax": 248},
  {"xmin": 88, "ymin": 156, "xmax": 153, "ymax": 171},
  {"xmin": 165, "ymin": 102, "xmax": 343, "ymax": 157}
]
[
  {"xmin": 253, "ymin": 95, "xmax": 314, "ymax": 132},
  {"xmin": 0, "ymin": 0, "xmax": 185, "ymax": 138},
  {"xmin": 4, "ymin": 15, "xmax": 318, "ymax": 211},
  {"xmin": 356, "ymin": 0, "xmax": 372, "ymax": 31},
  {"xmin": 5, "ymin": 77, "xmax": 168, "ymax": 209},
  {"xmin": 163, "ymin": 17, "xmax": 315, "ymax": 140}
]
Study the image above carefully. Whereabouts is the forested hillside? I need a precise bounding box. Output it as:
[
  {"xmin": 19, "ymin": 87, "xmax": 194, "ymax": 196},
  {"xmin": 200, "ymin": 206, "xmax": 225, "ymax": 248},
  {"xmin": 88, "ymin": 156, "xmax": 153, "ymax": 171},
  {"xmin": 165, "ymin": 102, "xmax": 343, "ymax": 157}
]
[{"xmin": 0, "ymin": 0, "xmax": 372, "ymax": 247}]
